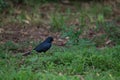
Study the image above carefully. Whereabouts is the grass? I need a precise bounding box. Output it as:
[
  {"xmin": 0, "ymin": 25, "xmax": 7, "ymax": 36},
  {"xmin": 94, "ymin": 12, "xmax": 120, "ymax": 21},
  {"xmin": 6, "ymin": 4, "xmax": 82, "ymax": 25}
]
[
  {"xmin": 50, "ymin": 13, "xmax": 67, "ymax": 31},
  {"xmin": 0, "ymin": 1, "xmax": 120, "ymax": 80},
  {"xmin": 0, "ymin": 41, "xmax": 120, "ymax": 80}
]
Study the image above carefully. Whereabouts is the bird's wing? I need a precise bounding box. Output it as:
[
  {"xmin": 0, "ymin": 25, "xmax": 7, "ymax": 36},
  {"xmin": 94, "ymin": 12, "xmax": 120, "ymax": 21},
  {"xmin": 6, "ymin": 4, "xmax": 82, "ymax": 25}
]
[
  {"xmin": 34, "ymin": 42, "xmax": 51, "ymax": 52},
  {"xmin": 41, "ymin": 43, "xmax": 51, "ymax": 51},
  {"xmin": 34, "ymin": 43, "xmax": 43, "ymax": 50}
]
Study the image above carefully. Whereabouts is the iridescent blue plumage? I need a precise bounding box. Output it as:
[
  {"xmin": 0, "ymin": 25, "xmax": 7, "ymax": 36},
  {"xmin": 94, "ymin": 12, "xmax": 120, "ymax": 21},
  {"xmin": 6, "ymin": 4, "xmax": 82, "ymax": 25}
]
[
  {"xmin": 23, "ymin": 37, "xmax": 53, "ymax": 56},
  {"xmin": 34, "ymin": 37, "xmax": 53, "ymax": 52}
]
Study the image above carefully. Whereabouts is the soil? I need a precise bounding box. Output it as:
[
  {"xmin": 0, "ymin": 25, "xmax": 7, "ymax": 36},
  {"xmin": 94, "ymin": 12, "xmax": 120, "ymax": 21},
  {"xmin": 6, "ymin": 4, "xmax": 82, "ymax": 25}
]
[
  {"xmin": 0, "ymin": 1, "xmax": 120, "ymax": 47},
  {"xmin": 0, "ymin": 23, "xmax": 68, "ymax": 46}
]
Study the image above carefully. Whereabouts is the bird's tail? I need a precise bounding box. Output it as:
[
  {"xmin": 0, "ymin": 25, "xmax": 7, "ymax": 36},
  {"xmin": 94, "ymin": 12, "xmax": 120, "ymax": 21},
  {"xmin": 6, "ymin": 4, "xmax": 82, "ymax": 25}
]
[{"xmin": 23, "ymin": 51, "xmax": 31, "ymax": 56}]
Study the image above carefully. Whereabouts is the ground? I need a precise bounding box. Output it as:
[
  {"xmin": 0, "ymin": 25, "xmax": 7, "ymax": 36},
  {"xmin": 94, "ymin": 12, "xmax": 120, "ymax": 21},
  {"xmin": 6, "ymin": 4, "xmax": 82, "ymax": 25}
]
[
  {"xmin": 0, "ymin": 1, "xmax": 120, "ymax": 80},
  {"xmin": 0, "ymin": 1, "xmax": 120, "ymax": 47}
]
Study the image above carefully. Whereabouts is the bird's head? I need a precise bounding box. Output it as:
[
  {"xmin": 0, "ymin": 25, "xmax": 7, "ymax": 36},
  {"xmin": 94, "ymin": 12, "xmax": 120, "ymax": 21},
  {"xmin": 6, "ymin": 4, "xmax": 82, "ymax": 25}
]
[{"xmin": 45, "ymin": 37, "xmax": 54, "ymax": 43}]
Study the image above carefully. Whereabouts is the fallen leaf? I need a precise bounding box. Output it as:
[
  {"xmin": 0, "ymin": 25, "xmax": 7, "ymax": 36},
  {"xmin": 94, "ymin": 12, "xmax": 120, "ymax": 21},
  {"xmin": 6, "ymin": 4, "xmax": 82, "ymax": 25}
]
[
  {"xmin": 106, "ymin": 40, "xmax": 111, "ymax": 44},
  {"xmin": 0, "ymin": 28, "xmax": 4, "ymax": 33},
  {"xmin": 23, "ymin": 20, "xmax": 30, "ymax": 24}
]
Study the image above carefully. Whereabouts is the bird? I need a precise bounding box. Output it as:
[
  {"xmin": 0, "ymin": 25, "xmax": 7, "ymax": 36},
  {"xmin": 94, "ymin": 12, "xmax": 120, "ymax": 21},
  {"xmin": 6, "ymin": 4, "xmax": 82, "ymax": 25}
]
[{"xmin": 23, "ymin": 37, "xmax": 54, "ymax": 56}]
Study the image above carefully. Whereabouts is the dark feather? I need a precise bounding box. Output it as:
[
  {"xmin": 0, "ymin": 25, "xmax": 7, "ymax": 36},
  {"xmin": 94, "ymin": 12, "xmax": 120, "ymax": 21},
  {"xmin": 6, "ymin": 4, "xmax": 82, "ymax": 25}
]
[{"xmin": 23, "ymin": 37, "xmax": 53, "ymax": 56}]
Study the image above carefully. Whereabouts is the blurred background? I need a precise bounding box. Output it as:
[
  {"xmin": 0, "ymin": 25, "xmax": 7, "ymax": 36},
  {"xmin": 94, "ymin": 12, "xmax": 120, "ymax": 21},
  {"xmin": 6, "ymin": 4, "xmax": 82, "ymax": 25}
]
[
  {"xmin": 0, "ymin": 0, "xmax": 120, "ymax": 47},
  {"xmin": 0, "ymin": 0, "xmax": 120, "ymax": 80}
]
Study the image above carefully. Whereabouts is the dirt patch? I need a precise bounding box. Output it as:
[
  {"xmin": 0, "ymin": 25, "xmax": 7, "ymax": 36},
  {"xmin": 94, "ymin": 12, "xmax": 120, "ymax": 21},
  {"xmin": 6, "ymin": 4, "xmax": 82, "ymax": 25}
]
[
  {"xmin": 0, "ymin": 23, "xmax": 68, "ymax": 46},
  {"xmin": 0, "ymin": 2, "xmax": 119, "ymax": 47}
]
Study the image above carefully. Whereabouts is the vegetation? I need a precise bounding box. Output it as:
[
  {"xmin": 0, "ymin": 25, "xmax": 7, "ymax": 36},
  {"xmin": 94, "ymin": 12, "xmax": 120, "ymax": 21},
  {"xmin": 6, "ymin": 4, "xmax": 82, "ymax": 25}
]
[
  {"xmin": 0, "ymin": 0, "xmax": 120, "ymax": 80},
  {"xmin": 0, "ymin": 41, "xmax": 120, "ymax": 80}
]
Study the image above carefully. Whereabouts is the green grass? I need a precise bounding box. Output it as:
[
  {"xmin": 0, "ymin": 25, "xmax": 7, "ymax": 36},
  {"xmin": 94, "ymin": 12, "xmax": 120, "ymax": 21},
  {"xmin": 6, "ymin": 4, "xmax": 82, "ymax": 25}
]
[
  {"xmin": 50, "ymin": 13, "xmax": 67, "ymax": 31},
  {"xmin": 0, "ymin": 1, "xmax": 120, "ymax": 80},
  {"xmin": 0, "ymin": 41, "xmax": 120, "ymax": 80}
]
